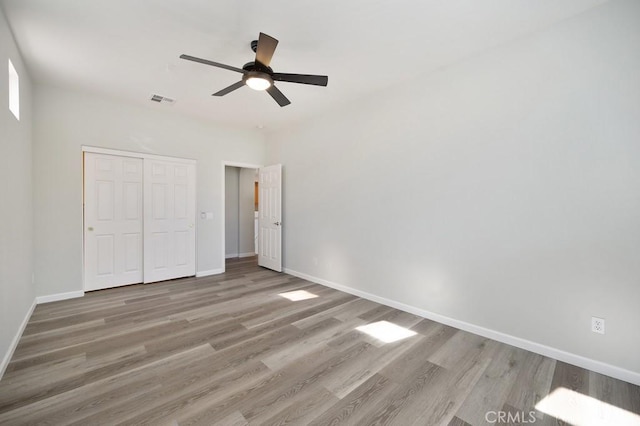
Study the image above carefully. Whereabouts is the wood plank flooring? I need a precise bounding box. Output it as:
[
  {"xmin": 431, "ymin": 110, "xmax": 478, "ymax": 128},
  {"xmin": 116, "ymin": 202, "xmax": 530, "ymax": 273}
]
[{"xmin": 1, "ymin": 257, "xmax": 639, "ymax": 425}]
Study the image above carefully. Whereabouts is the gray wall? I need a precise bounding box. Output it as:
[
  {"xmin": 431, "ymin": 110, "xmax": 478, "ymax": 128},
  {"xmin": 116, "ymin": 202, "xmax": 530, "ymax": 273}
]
[
  {"xmin": 225, "ymin": 166, "xmax": 257, "ymax": 257},
  {"xmin": 0, "ymin": 7, "xmax": 35, "ymax": 375},
  {"xmin": 33, "ymin": 85, "xmax": 266, "ymax": 296},
  {"xmin": 267, "ymin": 0, "xmax": 640, "ymax": 376},
  {"xmin": 239, "ymin": 168, "xmax": 257, "ymax": 255},
  {"xmin": 225, "ymin": 167, "xmax": 240, "ymax": 257}
]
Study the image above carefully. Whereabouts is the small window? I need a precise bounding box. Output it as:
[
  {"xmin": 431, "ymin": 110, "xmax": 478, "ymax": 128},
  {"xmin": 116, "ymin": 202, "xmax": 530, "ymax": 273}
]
[{"xmin": 8, "ymin": 59, "xmax": 19, "ymax": 120}]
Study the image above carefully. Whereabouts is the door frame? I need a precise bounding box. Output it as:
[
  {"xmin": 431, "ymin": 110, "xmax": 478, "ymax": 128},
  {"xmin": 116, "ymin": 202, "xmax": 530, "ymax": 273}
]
[
  {"xmin": 221, "ymin": 161, "xmax": 262, "ymax": 273},
  {"xmin": 82, "ymin": 145, "xmax": 197, "ymax": 291}
]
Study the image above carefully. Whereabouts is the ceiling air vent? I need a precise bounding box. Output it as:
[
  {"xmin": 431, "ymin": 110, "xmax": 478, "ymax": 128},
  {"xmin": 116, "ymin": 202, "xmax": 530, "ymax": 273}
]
[{"xmin": 149, "ymin": 94, "xmax": 175, "ymax": 104}]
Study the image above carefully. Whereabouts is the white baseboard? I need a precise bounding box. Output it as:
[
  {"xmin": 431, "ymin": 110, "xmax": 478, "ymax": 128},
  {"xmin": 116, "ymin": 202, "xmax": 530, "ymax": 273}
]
[
  {"xmin": 196, "ymin": 268, "xmax": 224, "ymax": 277},
  {"xmin": 226, "ymin": 253, "xmax": 257, "ymax": 259},
  {"xmin": 36, "ymin": 291, "xmax": 84, "ymax": 304},
  {"xmin": 0, "ymin": 299, "xmax": 36, "ymax": 380},
  {"xmin": 284, "ymin": 268, "xmax": 640, "ymax": 386}
]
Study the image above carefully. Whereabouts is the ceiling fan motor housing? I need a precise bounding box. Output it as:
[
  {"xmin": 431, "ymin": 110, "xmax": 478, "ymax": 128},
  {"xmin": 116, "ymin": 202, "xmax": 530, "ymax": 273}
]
[{"xmin": 243, "ymin": 61, "xmax": 273, "ymax": 74}]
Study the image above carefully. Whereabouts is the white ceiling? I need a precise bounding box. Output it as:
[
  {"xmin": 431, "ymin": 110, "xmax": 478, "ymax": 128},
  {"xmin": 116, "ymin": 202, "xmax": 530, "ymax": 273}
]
[{"xmin": 1, "ymin": 0, "xmax": 607, "ymax": 131}]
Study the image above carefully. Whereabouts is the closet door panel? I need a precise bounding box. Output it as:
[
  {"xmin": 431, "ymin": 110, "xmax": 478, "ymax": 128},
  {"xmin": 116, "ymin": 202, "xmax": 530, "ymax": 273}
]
[
  {"xmin": 84, "ymin": 153, "xmax": 143, "ymax": 291},
  {"xmin": 144, "ymin": 159, "xmax": 196, "ymax": 283}
]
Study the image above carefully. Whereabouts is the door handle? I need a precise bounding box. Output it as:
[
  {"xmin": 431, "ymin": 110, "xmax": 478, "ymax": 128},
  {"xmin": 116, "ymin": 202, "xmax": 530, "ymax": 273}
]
[
  {"xmin": 274, "ymin": 221, "xmax": 281, "ymax": 226},
  {"xmin": 87, "ymin": 227, "xmax": 94, "ymax": 231}
]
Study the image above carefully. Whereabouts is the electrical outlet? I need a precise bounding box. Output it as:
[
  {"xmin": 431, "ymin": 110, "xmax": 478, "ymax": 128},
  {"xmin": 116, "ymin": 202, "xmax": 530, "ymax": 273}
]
[{"xmin": 591, "ymin": 317, "xmax": 605, "ymax": 334}]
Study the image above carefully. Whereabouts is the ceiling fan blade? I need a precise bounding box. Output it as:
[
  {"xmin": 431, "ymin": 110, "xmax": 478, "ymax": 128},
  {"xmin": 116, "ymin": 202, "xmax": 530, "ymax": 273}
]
[
  {"xmin": 212, "ymin": 81, "xmax": 245, "ymax": 97},
  {"xmin": 255, "ymin": 33, "xmax": 278, "ymax": 67},
  {"xmin": 272, "ymin": 73, "xmax": 328, "ymax": 86},
  {"xmin": 266, "ymin": 85, "xmax": 291, "ymax": 107},
  {"xmin": 180, "ymin": 54, "xmax": 246, "ymax": 74}
]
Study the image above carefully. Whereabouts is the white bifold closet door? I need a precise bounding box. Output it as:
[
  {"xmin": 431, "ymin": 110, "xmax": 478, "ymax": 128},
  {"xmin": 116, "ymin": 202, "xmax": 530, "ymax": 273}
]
[
  {"xmin": 84, "ymin": 152, "xmax": 196, "ymax": 290},
  {"xmin": 143, "ymin": 158, "xmax": 196, "ymax": 283},
  {"xmin": 84, "ymin": 153, "xmax": 144, "ymax": 291}
]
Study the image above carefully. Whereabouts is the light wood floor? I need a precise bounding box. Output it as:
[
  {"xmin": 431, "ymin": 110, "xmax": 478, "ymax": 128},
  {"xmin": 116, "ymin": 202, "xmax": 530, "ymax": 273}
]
[{"xmin": 1, "ymin": 257, "xmax": 638, "ymax": 425}]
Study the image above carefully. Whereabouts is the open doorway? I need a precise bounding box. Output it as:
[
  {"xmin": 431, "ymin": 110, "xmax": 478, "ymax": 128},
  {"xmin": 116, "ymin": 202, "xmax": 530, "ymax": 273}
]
[
  {"xmin": 224, "ymin": 165, "xmax": 259, "ymax": 261},
  {"xmin": 222, "ymin": 161, "xmax": 282, "ymax": 273}
]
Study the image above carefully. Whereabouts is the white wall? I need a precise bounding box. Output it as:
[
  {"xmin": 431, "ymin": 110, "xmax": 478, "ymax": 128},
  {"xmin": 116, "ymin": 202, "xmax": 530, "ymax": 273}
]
[
  {"xmin": 267, "ymin": 0, "xmax": 640, "ymax": 378},
  {"xmin": 225, "ymin": 166, "xmax": 257, "ymax": 257},
  {"xmin": 33, "ymin": 85, "xmax": 266, "ymax": 296},
  {"xmin": 0, "ymin": 7, "xmax": 35, "ymax": 376}
]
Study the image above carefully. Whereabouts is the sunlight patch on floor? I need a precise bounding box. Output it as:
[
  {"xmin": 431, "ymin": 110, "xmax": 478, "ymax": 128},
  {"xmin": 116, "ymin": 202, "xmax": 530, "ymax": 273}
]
[
  {"xmin": 356, "ymin": 320, "xmax": 417, "ymax": 343},
  {"xmin": 278, "ymin": 290, "xmax": 318, "ymax": 301},
  {"xmin": 536, "ymin": 387, "xmax": 640, "ymax": 426}
]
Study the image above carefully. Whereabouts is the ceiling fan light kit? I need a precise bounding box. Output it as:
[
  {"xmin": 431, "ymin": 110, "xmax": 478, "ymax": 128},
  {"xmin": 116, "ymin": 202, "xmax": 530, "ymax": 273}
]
[
  {"xmin": 245, "ymin": 72, "xmax": 272, "ymax": 91},
  {"xmin": 180, "ymin": 32, "xmax": 328, "ymax": 107}
]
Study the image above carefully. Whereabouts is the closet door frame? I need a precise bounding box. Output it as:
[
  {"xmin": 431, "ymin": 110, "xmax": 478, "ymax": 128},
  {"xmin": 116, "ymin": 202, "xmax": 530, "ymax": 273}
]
[{"xmin": 82, "ymin": 146, "xmax": 197, "ymax": 291}]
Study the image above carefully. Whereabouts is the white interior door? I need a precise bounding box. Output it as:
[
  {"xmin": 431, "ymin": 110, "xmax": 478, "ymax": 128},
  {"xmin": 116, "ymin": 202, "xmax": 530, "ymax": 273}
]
[
  {"xmin": 144, "ymin": 158, "xmax": 196, "ymax": 283},
  {"xmin": 258, "ymin": 164, "xmax": 282, "ymax": 272},
  {"xmin": 84, "ymin": 153, "xmax": 143, "ymax": 291}
]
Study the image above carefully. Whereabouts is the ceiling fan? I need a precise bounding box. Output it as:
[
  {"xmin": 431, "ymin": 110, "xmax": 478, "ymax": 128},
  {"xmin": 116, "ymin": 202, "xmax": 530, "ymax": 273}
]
[{"xmin": 180, "ymin": 33, "xmax": 328, "ymax": 107}]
